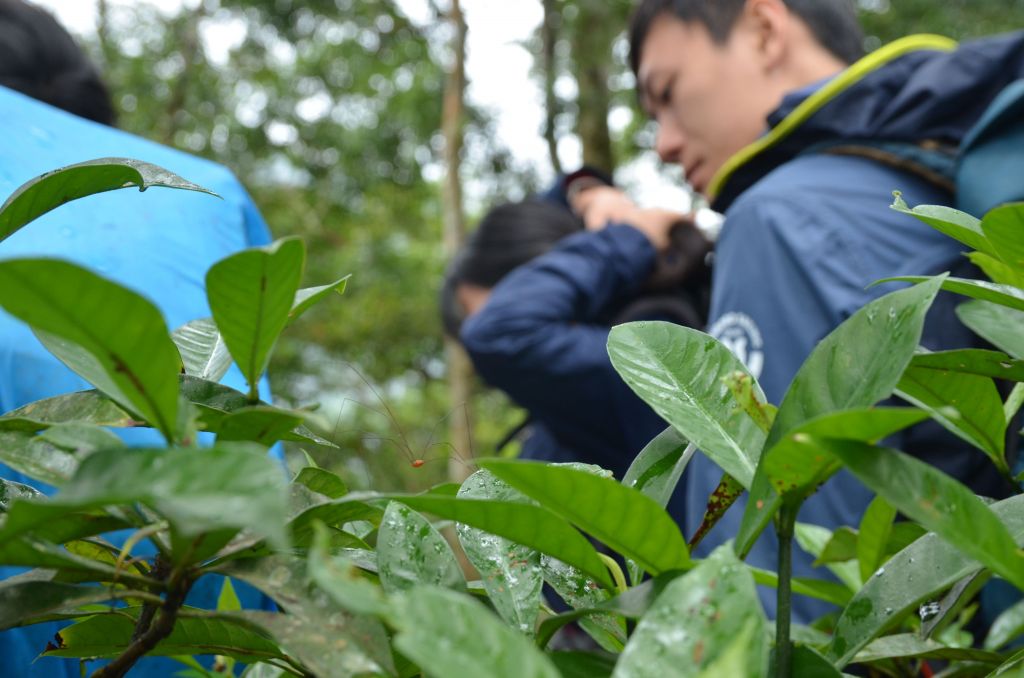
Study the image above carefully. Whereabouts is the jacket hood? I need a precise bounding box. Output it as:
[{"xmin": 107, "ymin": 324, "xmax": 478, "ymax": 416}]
[{"xmin": 711, "ymin": 31, "xmax": 1024, "ymax": 212}]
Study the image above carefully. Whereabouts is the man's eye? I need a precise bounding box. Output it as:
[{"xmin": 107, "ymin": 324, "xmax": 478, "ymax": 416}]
[{"xmin": 659, "ymin": 84, "xmax": 673, "ymax": 105}]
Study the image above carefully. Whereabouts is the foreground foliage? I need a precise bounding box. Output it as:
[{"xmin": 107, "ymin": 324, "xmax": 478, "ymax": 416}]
[{"xmin": 1, "ymin": 160, "xmax": 1023, "ymax": 677}]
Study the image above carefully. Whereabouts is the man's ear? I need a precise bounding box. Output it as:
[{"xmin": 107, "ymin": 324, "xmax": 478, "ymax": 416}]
[{"xmin": 737, "ymin": 0, "xmax": 790, "ymax": 74}]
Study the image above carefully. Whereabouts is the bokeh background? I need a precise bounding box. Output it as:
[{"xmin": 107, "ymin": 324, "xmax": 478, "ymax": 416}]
[{"xmin": 32, "ymin": 0, "xmax": 1024, "ymax": 492}]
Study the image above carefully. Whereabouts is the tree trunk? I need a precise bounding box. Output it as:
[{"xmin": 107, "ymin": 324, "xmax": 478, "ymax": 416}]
[
  {"xmin": 569, "ymin": 0, "xmax": 615, "ymax": 173},
  {"xmin": 541, "ymin": 0, "xmax": 564, "ymax": 175},
  {"xmin": 441, "ymin": 0, "xmax": 475, "ymax": 484}
]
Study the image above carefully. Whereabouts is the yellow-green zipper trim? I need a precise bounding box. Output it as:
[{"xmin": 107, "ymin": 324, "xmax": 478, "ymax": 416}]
[{"xmin": 706, "ymin": 34, "xmax": 958, "ymax": 201}]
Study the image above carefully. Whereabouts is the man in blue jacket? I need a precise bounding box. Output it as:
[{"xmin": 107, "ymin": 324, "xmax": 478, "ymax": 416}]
[
  {"xmin": 0, "ymin": 1, "xmax": 278, "ymax": 673},
  {"xmin": 465, "ymin": 0, "xmax": 1022, "ymax": 623}
]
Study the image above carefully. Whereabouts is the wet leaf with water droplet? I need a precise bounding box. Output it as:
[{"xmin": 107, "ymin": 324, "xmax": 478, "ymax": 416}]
[
  {"xmin": 377, "ymin": 501, "xmax": 464, "ymax": 594},
  {"xmin": 622, "ymin": 427, "xmax": 694, "ymax": 584},
  {"xmin": 897, "ymin": 363, "xmax": 1007, "ymax": 473},
  {"xmin": 454, "ymin": 470, "xmax": 542, "ymax": 634},
  {"xmin": 479, "ymin": 460, "xmax": 688, "ymax": 575},
  {"xmin": 608, "ymin": 321, "xmax": 765, "ymax": 488},
  {"xmin": 737, "ymin": 278, "xmax": 942, "ymax": 555},
  {"xmin": 827, "ymin": 494, "xmax": 1024, "ymax": 667},
  {"xmin": 390, "ymin": 586, "xmax": 560, "ymax": 678},
  {"xmin": 613, "ymin": 545, "xmax": 767, "ymax": 678}
]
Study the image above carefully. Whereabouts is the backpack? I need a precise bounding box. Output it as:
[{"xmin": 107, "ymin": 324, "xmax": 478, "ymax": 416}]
[{"xmin": 956, "ymin": 79, "xmax": 1024, "ymax": 216}]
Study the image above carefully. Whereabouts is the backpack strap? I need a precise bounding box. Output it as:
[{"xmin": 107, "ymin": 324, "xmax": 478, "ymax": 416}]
[{"xmin": 806, "ymin": 138, "xmax": 957, "ymax": 194}]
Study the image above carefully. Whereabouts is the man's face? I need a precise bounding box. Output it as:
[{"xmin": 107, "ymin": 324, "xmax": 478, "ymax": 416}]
[{"xmin": 637, "ymin": 13, "xmax": 778, "ymax": 195}]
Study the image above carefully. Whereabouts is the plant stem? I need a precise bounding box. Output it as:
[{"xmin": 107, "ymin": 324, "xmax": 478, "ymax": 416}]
[
  {"xmin": 93, "ymin": 557, "xmax": 195, "ymax": 678},
  {"xmin": 597, "ymin": 552, "xmax": 628, "ymax": 594},
  {"xmin": 775, "ymin": 501, "xmax": 798, "ymax": 678}
]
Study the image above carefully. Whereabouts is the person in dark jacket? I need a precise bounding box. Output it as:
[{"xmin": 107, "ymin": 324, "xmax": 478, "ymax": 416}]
[{"xmin": 450, "ymin": 173, "xmax": 710, "ymax": 484}]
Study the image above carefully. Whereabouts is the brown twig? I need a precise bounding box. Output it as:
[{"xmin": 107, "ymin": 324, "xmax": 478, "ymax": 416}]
[{"xmin": 92, "ymin": 557, "xmax": 194, "ymax": 677}]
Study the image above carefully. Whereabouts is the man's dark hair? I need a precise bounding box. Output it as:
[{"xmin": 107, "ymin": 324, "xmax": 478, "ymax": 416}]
[
  {"xmin": 0, "ymin": 0, "xmax": 116, "ymax": 125},
  {"xmin": 629, "ymin": 0, "xmax": 865, "ymax": 75},
  {"xmin": 440, "ymin": 200, "xmax": 583, "ymax": 336}
]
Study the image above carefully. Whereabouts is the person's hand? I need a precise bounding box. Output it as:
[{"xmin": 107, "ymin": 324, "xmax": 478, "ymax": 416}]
[
  {"xmin": 571, "ymin": 185, "xmax": 689, "ymax": 252},
  {"xmin": 627, "ymin": 208, "xmax": 687, "ymax": 252},
  {"xmin": 571, "ymin": 185, "xmax": 639, "ymax": 231}
]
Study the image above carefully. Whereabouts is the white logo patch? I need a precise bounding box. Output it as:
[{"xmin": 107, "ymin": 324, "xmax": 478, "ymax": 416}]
[{"xmin": 708, "ymin": 312, "xmax": 764, "ymax": 379}]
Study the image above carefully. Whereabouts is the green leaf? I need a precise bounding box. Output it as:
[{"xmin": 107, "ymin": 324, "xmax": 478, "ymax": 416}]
[
  {"xmin": 968, "ymin": 252, "xmax": 1024, "ymax": 289},
  {"xmin": 217, "ymin": 578, "xmax": 242, "ymax": 613},
  {"xmin": 853, "ymin": 633, "xmax": 1003, "ymax": 665},
  {"xmin": 181, "ymin": 375, "xmax": 333, "ymax": 448},
  {"xmin": 205, "ymin": 237, "xmax": 305, "ymax": 394},
  {"xmin": 824, "ymin": 440, "xmax": 1024, "ymax": 589},
  {"xmin": 857, "ymin": 496, "xmax": 897, "ymax": 584},
  {"xmin": 880, "ymin": 275, "xmax": 1024, "ymax": 312},
  {"xmin": 890, "ymin": 195, "xmax": 995, "ymax": 257},
  {"xmin": 215, "ymin": 406, "xmax": 305, "ymax": 447},
  {"xmin": 815, "ymin": 526, "xmax": 858, "ymax": 565},
  {"xmin": 826, "ymin": 494, "xmax": 1024, "ymax": 666},
  {"xmin": 766, "ymin": 278, "xmax": 942, "ymax": 452},
  {"xmin": 288, "ymin": 276, "xmax": 350, "ymax": 324},
  {"xmin": 897, "ymin": 364, "xmax": 1006, "ymax": 470},
  {"xmin": 389, "ymin": 586, "xmax": 560, "ymax": 678},
  {"xmin": 0, "ymin": 390, "xmax": 134, "ymax": 430},
  {"xmin": 220, "ymin": 550, "xmax": 396, "ymax": 676},
  {"xmin": 987, "ymin": 648, "xmax": 1024, "ymax": 677},
  {"xmin": 0, "ymin": 580, "xmax": 128, "ymax": 631},
  {"xmin": 910, "ymin": 348, "xmax": 1024, "ymax": 381},
  {"xmin": 287, "ymin": 499, "xmax": 383, "ymax": 549},
  {"xmin": 0, "ymin": 157, "xmax": 216, "ymax": 243},
  {"xmin": 479, "ymin": 460, "xmax": 689, "ymax": 575},
  {"xmin": 738, "ymin": 407, "xmax": 928, "ymax": 560},
  {"xmin": 739, "ymin": 277, "xmax": 941, "ymax": 551},
  {"xmin": 38, "ymin": 423, "xmax": 125, "ymax": 456},
  {"xmin": 763, "ymin": 408, "xmax": 929, "ymax": 498},
  {"xmin": 42, "ymin": 608, "xmax": 284, "ymax": 663},
  {"xmin": 548, "ymin": 651, "xmax": 616, "ymax": 678},
  {"xmin": 0, "ymin": 430, "xmax": 82, "ymax": 486},
  {"xmin": 0, "ymin": 478, "xmax": 43, "ymax": 512},
  {"xmin": 787, "ymin": 646, "xmax": 844, "ymax": 678},
  {"xmin": 0, "ymin": 259, "xmax": 182, "ymax": 441},
  {"xmin": 608, "ymin": 321, "xmax": 766, "ymax": 487},
  {"xmin": 172, "ymin": 318, "xmax": 233, "ymax": 382},
  {"xmin": 794, "ymin": 523, "xmax": 861, "ymax": 591},
  {"xmin": 613, "ymin": 545, "xmax": 767, "ymax": 678},
  {"xmin": 985, "ymin": 598, "xmax": 1024, "ymax": 650},
  {"xmin": 455, "ymin": 469, "xmax": 543, "ymax": 634},
  {"xmin": 622, "ymin": 427, "xmax": 693, "ymax": 510},
  {"xmin": 0, "ymin": 537, "xmax": 127, "ymax": 580},
  {"xmin": 388, "ymin": 493, "xmax": 614, "ymax": 590},
  {"xmin": 621, "ymin": 427, "xmax": 694, "ymax": 584},
  {"xmin": 2, "ymin": 446, "xmax": 289, "ymax": 552},
  {"xmin": 294, "ymin": 467, "xmax": 348, "ymax": 499},
  {"xmin": 540, "ymin": 556, "xmax": 625, "ymax": 652},
  {"xmin": 695, "ymin": 619, "xmax": 766, "ymax": 678},
  {"xmin": 377, "ymin": 501, "xmax": 464, "ymax": 593},
  {"xmin": 957, "ymin": 300, "xmax": 1024, "ymax": 359},
  {"xmin": 308, "ymin": 525, "xmax": 389, "ymax": 617},
  {"xmin": 981, "ymin": 203, "xmax": 1024, "ymax": 271},
  {"xmin": 236, "ymin": 609, "xmax": 395, "ymax": 677}
]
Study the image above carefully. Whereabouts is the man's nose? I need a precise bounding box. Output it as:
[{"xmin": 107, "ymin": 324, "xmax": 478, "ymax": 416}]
[{"xmin": 654, "ymin": 120, "xmax": 685, "ymax": 165}]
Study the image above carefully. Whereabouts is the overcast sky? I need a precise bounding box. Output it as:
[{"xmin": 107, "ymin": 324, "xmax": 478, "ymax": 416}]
[{"xmin": 34, "ymin": 0, "xmax": 689, "ymax": 209}]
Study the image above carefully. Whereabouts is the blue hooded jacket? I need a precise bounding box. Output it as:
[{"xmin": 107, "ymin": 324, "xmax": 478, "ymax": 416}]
[
  {"xmin": 0, "ymin": 86, "xmax": 279, "ymax": 676},
  {"xmin": 463, "ymin": 32, "xmax": 1024, "ymax": 623}
]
